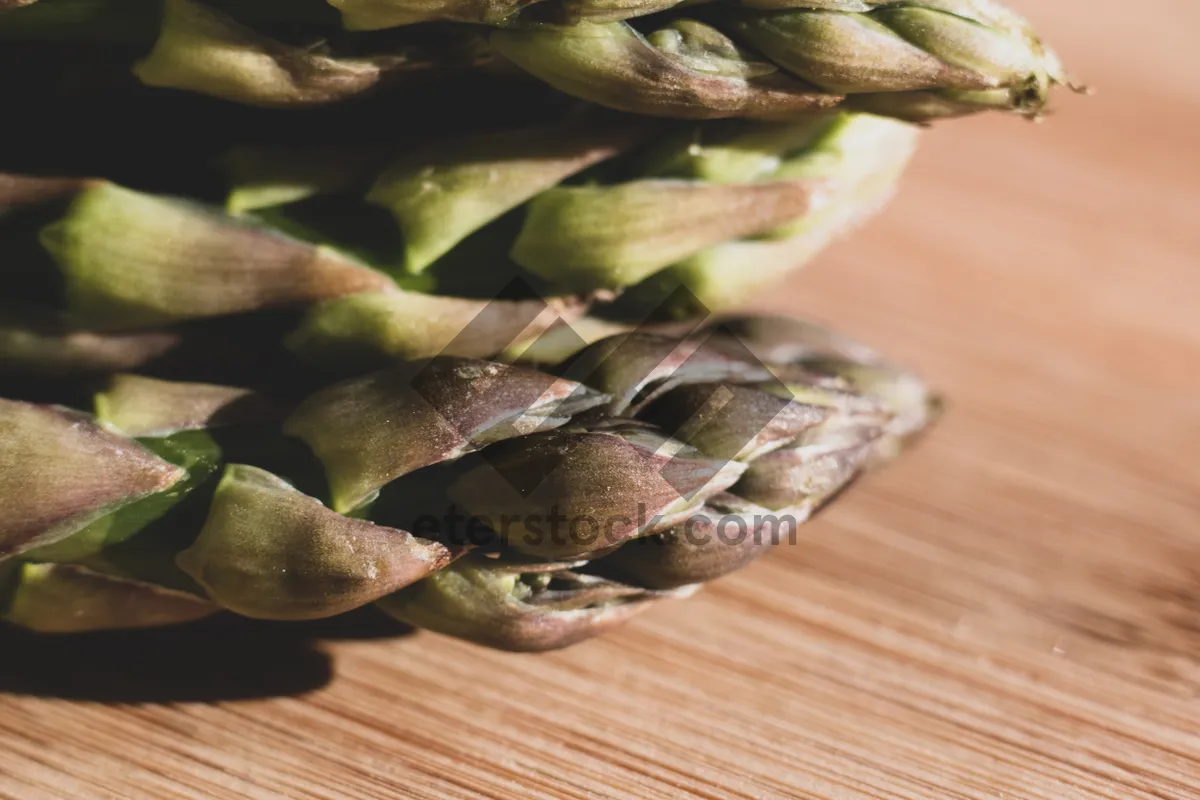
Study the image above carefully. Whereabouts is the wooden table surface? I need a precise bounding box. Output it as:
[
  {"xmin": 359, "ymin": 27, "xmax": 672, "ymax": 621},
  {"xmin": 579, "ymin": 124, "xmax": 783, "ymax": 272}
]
[{"xmin": 3, "ymin": 2, "xmax": 1198, "ymax": 798}]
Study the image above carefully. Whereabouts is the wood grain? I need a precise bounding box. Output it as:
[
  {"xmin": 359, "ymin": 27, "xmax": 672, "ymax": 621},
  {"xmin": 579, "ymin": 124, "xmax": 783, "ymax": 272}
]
[{"xmin": 2, "ymin": 2, "xmax": 1199, "ymax": 797}]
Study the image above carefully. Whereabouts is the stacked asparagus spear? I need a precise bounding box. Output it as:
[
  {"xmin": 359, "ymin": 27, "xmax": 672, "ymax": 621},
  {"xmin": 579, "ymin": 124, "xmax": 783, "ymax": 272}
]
[{"xmin": 0, "ymin": 0, "xmax": 1070, "ymax": 650}]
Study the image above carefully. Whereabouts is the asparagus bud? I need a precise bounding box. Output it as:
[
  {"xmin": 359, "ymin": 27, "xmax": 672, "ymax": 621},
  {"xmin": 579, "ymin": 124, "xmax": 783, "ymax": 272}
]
[
  {"xmin": 589, "ymin": 493, "xmax": 786, "ymax": 589},
  {"xmin": 377, "ymin": 554, "xmax": 694, "ymax": 651},
  {"xmin": 449, "ymin": 420, "xmax": 746, "ymax": 559}
]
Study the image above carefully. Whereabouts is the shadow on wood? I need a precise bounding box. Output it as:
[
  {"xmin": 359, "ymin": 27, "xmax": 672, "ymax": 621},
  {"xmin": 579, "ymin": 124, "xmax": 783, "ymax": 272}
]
[{"xmin": 0, "ymin": 609, "xmax": 414, "ymax": 704}]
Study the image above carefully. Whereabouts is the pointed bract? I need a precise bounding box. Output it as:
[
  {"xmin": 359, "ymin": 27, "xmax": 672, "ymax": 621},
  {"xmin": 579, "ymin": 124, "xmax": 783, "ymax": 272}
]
[
  {"xmin": 41, "ymin": 183, "xmax": 392, "ymax": 329},
  {"xmin": 378, "ymin": 554, "xmax": 692, "ymax": 651},
  {"xmin": 589, "ymin": 494, "xmax": 790, "ymax": 589},
  {"xmin": 0, "ymin": 400, "xmax": 186, "ymax": 559},
  {"xmin": 512, "ymin": 175, "xmax": 821, "ymax": 292},
  {"xmin": 177, "ymin": 465, "xmax": 459, "ymax": 620},
  {"xmin": 285, "ymin": 357, "xmax": 609, "ymax": 512},
  {"xmin": 286, "ymin": 290, "xmax": 587, "ymax": 370},
  {"xmin": 0, "ymin": 313, "xmax": 181, "ymax": 377},
  {"xmin": 95, "ymin": 374, "xmax": 277, "ymax": 438},
  {"xmin": 2, "ymin": 562, "xmax": 216, "ymax": 634},
  {"xmin": 368, "ymin": 115, "xmax": 648, "ymax": 275},
  {"xmin": 448, "ymin": 420, "xmax": 746, "ymax": 559},
  {"xmin": 135, "ymin": 0, "xmax": 408, "ymax": 107}
]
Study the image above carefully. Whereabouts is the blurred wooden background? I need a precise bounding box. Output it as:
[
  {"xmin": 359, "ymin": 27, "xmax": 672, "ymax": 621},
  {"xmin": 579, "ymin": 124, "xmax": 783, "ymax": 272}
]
[{"xmin": 2, "ymin": 1, "xmax": 1198, "ymax": 797}]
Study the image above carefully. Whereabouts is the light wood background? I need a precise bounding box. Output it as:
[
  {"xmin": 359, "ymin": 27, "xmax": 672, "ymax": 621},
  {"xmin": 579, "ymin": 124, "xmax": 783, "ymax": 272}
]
[{"xmin": 2, "ymin": 1, "xmax": 1198, "ymax": 797}]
